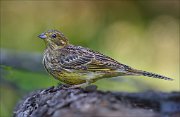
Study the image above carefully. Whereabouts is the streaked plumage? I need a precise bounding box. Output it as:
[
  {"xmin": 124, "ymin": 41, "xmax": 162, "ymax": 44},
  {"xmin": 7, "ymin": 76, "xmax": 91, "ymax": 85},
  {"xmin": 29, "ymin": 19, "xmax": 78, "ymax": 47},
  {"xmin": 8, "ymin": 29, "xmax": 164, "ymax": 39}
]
[{"xmin": 38, "ymin": 30, "xmax": 173, "ymax": 87}]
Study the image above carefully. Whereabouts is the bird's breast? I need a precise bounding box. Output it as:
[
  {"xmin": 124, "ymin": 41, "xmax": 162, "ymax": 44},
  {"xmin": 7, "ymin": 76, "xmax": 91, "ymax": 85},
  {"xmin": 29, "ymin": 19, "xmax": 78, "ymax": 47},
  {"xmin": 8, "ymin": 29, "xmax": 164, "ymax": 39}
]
[{"xmin": 43, "ymin": 50, "xmax": 62, "ymax": 72}]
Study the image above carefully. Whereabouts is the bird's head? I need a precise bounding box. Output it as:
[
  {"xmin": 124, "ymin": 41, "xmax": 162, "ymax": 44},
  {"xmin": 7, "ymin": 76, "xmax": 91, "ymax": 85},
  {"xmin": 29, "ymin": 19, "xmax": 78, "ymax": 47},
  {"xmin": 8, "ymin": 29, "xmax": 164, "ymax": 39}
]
[{"xmin": 38, "ymin": 30, "xmax": 69, "ymax": 49}]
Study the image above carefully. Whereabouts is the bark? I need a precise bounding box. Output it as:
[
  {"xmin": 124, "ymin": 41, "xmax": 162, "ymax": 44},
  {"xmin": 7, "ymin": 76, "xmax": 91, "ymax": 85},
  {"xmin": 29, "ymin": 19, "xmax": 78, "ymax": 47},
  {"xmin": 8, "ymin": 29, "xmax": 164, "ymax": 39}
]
[{"xmin": 14, "ymin": 85, "xmax": 180, "ymax": 117}]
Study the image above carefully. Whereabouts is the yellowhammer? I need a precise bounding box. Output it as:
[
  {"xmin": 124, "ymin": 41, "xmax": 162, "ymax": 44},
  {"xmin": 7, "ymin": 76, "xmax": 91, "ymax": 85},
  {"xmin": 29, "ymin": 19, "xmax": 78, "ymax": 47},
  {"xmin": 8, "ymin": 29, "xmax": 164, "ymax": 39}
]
[{"xmin": 38, "ymin": 29, "xmax": 173, "ymax": 87}]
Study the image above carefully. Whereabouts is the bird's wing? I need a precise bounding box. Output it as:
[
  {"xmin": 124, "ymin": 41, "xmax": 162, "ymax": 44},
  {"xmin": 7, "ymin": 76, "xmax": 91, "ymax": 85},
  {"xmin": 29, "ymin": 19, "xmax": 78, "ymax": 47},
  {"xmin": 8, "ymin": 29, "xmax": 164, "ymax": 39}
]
[
  {"xmin": 59, "ymin": 45, "xmax": 125, "ymax": 72},
  {"xmin": 60, "ymin": 53, "xmax": 94, "ymax": 68},
  {"xmin": 91, "ymin": 55, "xmax": 122, "ymax": 70},
  {"xmin": 58, "ymin": 45, "xmax": 94, "ymax": 69}
]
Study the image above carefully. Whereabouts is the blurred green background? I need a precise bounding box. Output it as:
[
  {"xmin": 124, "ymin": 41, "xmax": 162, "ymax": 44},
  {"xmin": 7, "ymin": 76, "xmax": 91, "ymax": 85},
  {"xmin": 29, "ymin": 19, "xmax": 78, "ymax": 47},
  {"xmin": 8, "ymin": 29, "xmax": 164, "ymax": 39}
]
[{"xmin": 0, "ymin": 1, "xmax": 179, "ymax": 116}]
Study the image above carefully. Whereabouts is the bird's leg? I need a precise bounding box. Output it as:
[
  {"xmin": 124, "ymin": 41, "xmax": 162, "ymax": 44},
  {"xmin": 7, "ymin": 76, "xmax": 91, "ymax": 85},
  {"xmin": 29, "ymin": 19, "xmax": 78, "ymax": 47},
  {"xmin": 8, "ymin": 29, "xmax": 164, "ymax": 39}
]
[{"xmin": 69, "ymin": 81, "xmax": 90, "ymax": 89}]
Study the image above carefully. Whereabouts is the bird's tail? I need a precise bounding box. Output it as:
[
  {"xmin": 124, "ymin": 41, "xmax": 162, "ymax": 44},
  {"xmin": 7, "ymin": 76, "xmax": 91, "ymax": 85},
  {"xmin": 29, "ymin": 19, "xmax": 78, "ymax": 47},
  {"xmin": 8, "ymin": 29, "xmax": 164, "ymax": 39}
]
[{"xmin": 126, "ymin": 68, "xmax": 173, "ymax": 81}]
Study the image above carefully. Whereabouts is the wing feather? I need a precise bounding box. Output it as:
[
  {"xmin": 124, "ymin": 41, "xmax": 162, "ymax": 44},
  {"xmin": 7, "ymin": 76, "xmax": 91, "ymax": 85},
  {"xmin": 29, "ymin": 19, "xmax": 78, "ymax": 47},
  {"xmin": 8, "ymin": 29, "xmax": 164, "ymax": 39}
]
[{"xmin": 59, "ymin": 45, "xmax": 124, "ymax": 72}]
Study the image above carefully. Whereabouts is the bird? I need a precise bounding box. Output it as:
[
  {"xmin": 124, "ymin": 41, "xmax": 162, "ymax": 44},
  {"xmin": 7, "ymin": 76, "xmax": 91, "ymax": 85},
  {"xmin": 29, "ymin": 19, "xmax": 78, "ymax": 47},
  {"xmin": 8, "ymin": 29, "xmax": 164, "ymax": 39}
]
[{"xmin": 38, "ymin": 29, "xmax": 173, "ymax": 88}]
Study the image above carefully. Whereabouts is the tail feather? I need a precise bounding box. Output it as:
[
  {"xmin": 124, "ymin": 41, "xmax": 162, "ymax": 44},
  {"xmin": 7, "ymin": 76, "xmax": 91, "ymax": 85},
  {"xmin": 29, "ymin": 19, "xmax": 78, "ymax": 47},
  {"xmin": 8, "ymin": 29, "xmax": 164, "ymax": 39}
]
[{"xmin": 127, "ymin": 68, "xmax": 173, "ymax": 81}]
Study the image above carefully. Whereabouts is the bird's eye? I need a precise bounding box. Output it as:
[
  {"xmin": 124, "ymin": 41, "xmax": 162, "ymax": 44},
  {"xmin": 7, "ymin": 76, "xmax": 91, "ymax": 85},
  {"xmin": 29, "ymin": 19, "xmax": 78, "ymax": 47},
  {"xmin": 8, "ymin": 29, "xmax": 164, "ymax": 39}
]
[{"xmin": 52, "ymin": 34, "xmax": 56, "ymax": 38}]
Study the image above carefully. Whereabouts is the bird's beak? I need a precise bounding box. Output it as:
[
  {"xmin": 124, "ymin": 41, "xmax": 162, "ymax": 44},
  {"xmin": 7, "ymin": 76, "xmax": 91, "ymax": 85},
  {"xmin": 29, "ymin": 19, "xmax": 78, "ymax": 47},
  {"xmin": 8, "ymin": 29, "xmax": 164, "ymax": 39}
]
[{"xmin": 38, "ymin": 33, "xmax": 47, "ymax": 39}]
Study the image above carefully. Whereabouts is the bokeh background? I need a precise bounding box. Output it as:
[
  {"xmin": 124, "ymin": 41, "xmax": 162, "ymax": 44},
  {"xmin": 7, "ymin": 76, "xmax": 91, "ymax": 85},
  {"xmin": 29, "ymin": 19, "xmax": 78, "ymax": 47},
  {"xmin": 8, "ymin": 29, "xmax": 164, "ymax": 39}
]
[{"xmin": 0, "ymin": 1, "xmax": 179, "ymax": 116}]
